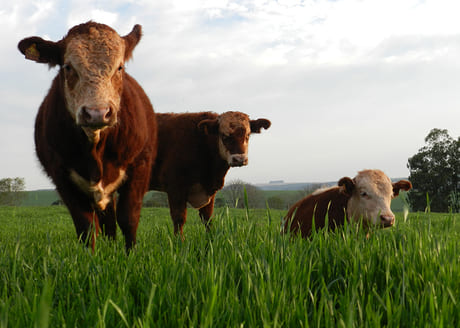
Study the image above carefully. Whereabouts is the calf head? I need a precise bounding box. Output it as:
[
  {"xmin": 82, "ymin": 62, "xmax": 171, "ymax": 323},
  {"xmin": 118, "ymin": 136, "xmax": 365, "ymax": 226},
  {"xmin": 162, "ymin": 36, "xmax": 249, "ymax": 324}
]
[
  {"xmin": 339, "ymin": 169, "xmax": 412, "ymax": 228},
  {"xmin": 198, "ymin": 111, "xmax": 271, "ymax": 167},
  {"xmin": 18, "ymin": 22, "xmax": 142, "ymax": 142}
]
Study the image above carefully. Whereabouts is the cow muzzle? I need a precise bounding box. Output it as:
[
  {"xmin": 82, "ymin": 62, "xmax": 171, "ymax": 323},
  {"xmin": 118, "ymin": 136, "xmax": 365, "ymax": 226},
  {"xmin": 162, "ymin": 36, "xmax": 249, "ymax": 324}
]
[
  {"xmin": 229, "ymin": 154, "xmax": 248, "ymax": 167},
  {"xmin": 78, "ymin": 106, "xmax": 115, "ymax": 128},
  {"xmin": 380, "ymin": 214, "xmax": 395, "ymax": 228}
]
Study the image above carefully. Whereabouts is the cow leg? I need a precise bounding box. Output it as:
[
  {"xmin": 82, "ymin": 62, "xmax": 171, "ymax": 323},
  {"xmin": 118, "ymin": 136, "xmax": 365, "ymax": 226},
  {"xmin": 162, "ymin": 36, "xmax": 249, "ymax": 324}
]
[
  {"xmin": 167, "ymin": 193, "xmax": 188, "ymax": 236},
  {"xmin": 117, "ymin": 189, "xmax": 142, "ymax": 251},
  {"xmin": 97, "ymin": 198, "xmax": 117, "ymax": 240},
  {"xmin": 57, "ymin": 186, "xmax": 100, "ymax": 250},
  {"xmin": 116, "ymin": 164, "xmax": 151, "ymax": 252},
  {"xmin": 199, "ymin": 194, "xmax": 215, "ymax": 232},
  {"xmin": 71, "ymin": 210, "xmax": 100, "ymax": 250}
]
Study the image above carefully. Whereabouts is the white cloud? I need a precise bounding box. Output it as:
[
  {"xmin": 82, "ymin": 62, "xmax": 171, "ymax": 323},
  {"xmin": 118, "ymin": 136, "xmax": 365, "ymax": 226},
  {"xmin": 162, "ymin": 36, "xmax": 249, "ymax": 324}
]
[{"xmin": 67, "ymin": 7, "xmax": 118, "ymax": 27}]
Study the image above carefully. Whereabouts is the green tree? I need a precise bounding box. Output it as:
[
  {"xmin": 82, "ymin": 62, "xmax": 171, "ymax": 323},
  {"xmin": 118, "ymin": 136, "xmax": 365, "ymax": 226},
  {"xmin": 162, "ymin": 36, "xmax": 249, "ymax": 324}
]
[
  {"xmin": 266, "ymin": 195, "xmax": 284, "ymax": 209},
  {"xmin": 407, "ymin": 129, "xmax": 459, "ymax": 212},
  {"xmin": 0, "ymin": 177, "xmax": 27, "ymax": 206}
]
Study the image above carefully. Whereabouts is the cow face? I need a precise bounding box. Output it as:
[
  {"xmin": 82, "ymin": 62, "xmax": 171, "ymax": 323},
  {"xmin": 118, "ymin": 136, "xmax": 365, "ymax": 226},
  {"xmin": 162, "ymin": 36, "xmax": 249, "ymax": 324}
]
[
  {"xmin": 339, "ymin": 170, "xmax": 412, "ymax": 228},
  {"xmin": 18, "ymin": 22, "xmax": 142, "ymax": 142},
  {"xmin": 198, "ymin": 111, "xmax": 271, "ymax": 167}
]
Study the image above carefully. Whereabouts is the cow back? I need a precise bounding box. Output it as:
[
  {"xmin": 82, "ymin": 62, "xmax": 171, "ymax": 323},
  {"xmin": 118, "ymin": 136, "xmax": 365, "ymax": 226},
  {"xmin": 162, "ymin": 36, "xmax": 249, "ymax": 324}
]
[{"xmin": 284, "ymin": 187, "xmax": 350, "ymax": 237}]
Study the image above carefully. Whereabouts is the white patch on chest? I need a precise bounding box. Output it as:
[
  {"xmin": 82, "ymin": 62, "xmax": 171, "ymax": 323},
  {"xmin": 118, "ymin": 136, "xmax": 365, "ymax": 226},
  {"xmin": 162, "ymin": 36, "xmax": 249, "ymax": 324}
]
[
  {"xmin": 70, "ymin": 168, "xmax": 126, "ymax": 210},
  {"xmin": 187, "ymin": 183, "xmax": 212, "ymax": 209}
]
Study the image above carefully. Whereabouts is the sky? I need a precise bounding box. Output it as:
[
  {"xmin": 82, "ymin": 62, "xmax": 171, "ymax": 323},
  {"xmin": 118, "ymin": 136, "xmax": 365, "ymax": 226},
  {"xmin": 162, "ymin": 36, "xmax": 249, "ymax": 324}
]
[{"xmin": 1, "ymin": 0, "xmax": 460, "ymax": 190}]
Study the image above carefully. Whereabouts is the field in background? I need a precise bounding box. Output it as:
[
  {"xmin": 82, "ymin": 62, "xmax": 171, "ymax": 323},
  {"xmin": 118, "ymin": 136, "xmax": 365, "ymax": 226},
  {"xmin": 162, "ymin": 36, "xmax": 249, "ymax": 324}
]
[
  {"xmin": 21, "ymin": 189, "xmax": 409, "ymax": 212},
  {"xmin": 0, "ymin": 206, "xmax": 459, "ymax": 327}
]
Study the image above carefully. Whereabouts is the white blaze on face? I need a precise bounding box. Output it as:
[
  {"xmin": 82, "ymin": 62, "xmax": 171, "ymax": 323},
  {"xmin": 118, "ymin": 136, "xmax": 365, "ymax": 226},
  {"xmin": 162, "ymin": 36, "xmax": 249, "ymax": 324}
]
[
  {"xmin": 63, "ymin": 26, "xmax": 125, "ymax": 134},
  {"xmin": 217, "ymin": 112, "xmax": 251, "ymax": 167},
  {"xmin": 346, "ymin": 170, "xmax": 395, "ymax": 227}
]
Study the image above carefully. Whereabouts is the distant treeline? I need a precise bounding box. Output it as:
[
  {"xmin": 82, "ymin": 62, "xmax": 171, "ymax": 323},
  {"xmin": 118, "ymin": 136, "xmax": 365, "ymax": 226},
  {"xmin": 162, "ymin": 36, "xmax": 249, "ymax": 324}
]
[{"xmin": 13, "ymin": 179, "xmax": 409, "ymax": 212}]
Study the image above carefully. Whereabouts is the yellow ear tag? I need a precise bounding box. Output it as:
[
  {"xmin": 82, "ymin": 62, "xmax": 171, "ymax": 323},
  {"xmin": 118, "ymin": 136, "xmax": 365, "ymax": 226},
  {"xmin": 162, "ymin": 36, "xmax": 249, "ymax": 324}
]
[{"xmin": 25, "ymin": 44, "xmax": 40, "ymax": 61}]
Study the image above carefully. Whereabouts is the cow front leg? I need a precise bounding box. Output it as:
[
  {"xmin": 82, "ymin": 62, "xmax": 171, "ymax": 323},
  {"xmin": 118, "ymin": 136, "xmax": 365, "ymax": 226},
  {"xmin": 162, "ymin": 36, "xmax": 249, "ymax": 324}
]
[
  {"xmin": 74, "ymin": 211, "xmax": 100, "ymax": 250},
  {"xmin": 167, "ymin": 193, "xmax": 188, "ymax": 236},
  {"xmin": 199, "ymin": 194, "xmax": 215, "ymax": 232},
  {"xmin": 116, "ymin": 163, "xmax": 151, "ymax": 252},
  {"xmin": 54, "ymin": 175, "xmax": 102, "ymax": 250},
  {"xmin": 60, "ymin": 192, "xmax": 100, "ymax": 250},
  {"xmin": 97, "ymin": 198, "xmax": 117, "ymax": 240},
  {"xmin": 117, "ymin": 187, "xmax": 144, "ymax": 252}
]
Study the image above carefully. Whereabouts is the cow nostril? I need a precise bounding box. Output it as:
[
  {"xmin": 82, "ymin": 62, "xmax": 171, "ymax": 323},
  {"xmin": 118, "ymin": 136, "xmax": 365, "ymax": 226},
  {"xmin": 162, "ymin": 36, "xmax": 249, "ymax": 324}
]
[
  {"xmin": 103, "ymin": 108, "xmax": 112, "ymax": 121},
  {"xmin": 380, "ymin": 215, "xmax": 395, "ymax": 226},
  {"xmin": 230, "ymin": 155, "xmax": 248, "ymax": 167},
  {"xmin": 81, "ymin": 106, "xmax": 92, "ymax": 121}
]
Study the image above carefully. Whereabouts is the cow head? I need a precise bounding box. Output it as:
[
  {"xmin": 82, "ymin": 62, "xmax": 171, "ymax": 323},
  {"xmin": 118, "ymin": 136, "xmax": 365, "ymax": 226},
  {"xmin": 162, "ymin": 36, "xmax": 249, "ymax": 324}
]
[
  {"xmin": 338, "ymin": 169, "xmax": 412, "ymax": 228},
  {"xmin": 198, "ymin": 111, "xmax": 271, "ymax": 167},
  {"xmin": 18, "ymin": 22, "xmax": 142, "ymax": 142}
]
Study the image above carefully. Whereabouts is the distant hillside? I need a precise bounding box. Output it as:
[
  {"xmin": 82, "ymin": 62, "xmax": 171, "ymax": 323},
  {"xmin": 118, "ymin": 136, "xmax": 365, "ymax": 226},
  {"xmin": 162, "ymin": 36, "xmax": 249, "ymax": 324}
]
[
  {"xmin": 22, "ymin": 190, "xmax": 60, "ymax": 206},
  {"xmin": 256, "ymin": 182, "xmax": 334, "ymax": 191},
  {"xmin": 22, "ymin": 190, "xmax": 163, "ymax": 207}
]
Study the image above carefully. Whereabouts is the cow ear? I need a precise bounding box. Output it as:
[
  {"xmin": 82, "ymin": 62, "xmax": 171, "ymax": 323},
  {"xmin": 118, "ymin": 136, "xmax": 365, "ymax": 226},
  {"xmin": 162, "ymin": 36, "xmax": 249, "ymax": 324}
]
[
  {"xmin": 198, "ymin": 119, "xmax": 219, "ymax": 135},
  {"xmin": 18, "ymin": 37, "xmax": 62, "ymax": 67},
  {"xmin": 338, "ymin": 177, "xmax": 355, "ymax": 196},
  {"xmin": 123, "ymin": 24, "xmax": 142, "ymax": 61},
  {"xmin": 250, "ymin": 118, "xmax": 271, "ymax": 133},
  {"xmin": 393, "ymin": 180, "xmax": 412, "ymax": 197}
]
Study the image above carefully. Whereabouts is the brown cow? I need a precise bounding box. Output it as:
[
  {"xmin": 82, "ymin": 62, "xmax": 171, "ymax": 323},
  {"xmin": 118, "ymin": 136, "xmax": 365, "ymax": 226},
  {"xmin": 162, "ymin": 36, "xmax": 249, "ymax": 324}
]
[
  {"xmin": 149, "ymin": 111, "xmax": 271, "ymax": 234},
  {"xmin": 18, "ymin": 22, "xmax": 157, "ymax": 251},
  {"xmin": 283, "ymin": 170, "xmax": 412, "ymax": 238}
]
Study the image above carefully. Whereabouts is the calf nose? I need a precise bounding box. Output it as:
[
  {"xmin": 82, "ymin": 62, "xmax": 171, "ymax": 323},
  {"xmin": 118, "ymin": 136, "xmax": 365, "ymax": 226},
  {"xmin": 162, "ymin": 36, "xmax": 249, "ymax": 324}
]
[
  {"xmin": 380, "ymin": 215, "xmax": 395, "ymax": 227},
  {"xmin": 229, "ymin": 154, "xmax": 248, "ymax": 167},
  {"xmin": 80, "ymin": 107, "xmax": 113, "ymax": 126}
]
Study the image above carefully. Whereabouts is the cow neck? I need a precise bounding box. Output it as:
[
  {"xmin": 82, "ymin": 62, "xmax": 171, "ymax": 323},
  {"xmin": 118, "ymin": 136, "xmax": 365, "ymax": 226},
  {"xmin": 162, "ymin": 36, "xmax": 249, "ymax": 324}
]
[
  {"xmin": 209, "ymin": 153, "xmax": 231, "ymax": 192},
  {"xmin": 197, "ymin": 134, "xmax": 230, "ymax": 193},
  {"xmin": 87, "ymin": 131, "xmax": 108, "ymax": 183}
]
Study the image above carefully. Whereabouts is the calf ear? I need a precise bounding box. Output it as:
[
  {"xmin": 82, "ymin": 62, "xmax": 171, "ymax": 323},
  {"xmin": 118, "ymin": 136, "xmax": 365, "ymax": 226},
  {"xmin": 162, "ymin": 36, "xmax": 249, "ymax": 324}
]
[
  {"xmin": 18, "ymin": 37, "xmax": 62, "ymax": 67},
  {"xmin": 198, "ymin": 119, "xmax": 219, "ymax": 135},
  {"xmin": 123, "ymin": 24, "xmax": 142, "ymax": 61},
  {"xmin": 338, "ymin": 177, "xmax": 355, "ymax": 196},
  {"xmin": 250, "ymin": 118, "xmax": 271, "ymax": 133},
  {"xmin": 393, "ymin": 180, "xmax": 412, "ymax": 197}
]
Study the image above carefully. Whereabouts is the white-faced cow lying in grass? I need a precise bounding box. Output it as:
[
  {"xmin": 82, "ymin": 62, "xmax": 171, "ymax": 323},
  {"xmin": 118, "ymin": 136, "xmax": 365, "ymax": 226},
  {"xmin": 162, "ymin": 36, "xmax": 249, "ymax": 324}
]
[
  {"xmin": 283, "ymin": 169, "xmax": 412, "ymax": 238},
  {"xmin": 18, "ymin": 22, "xmax": 158, "ymax": 251},
  {"xmin": 149, "ymin": 111, "xmax": 271, "ymax": 235}
]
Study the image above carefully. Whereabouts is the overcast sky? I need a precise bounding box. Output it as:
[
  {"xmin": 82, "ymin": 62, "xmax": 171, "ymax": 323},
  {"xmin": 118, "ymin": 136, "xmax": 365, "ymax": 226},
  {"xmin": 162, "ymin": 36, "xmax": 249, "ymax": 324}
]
[{"xmin": 1, "ymin": 0, "xmax": 460, "ymax": 190}]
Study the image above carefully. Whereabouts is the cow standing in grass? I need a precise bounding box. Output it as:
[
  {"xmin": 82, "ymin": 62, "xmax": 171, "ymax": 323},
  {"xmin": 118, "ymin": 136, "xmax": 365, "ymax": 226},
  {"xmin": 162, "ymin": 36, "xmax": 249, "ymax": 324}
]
[
  {"xmin": 149, "ymin": 111, "xmax": 271, "ymax": 235},
  {"xmin": 18, "ymin": 22, "xmax": 157, "ymax": 251},
  {"xmin": 283, "ymin": 170, "xmax": 412, "ymax": 238}
]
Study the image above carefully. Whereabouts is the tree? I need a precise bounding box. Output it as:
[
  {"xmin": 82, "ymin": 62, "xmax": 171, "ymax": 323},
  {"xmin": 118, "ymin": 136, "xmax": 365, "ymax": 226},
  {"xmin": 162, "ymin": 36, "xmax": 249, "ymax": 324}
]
[
  {"xmin": 266, "ymin": 195, "xmax": 284, "ymax": 209},
  {"xmin": 407, "ymin": 129, "xmax": 459, "ymax": 212},
  {"xmin": 0, "ymin": 177, "xmax": 27, "ymax": 206},
  {"xmin": 221, "ymin": 179, "xmax": 266, "ymax": 209}
]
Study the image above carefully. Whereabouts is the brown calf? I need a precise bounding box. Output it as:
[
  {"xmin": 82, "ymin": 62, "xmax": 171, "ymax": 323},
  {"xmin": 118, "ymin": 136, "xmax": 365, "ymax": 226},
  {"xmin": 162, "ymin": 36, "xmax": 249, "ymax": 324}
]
[
  {"xmin": 283, "ymin": 170, "xmax": 412, "ymax": 238},
  {"xmin": 149, "ymin": 111, "xmax": 271, "ymax": 234},
  {"xmin": 18, "ymin": 22, "xmax": 157, "ymax": 251}
]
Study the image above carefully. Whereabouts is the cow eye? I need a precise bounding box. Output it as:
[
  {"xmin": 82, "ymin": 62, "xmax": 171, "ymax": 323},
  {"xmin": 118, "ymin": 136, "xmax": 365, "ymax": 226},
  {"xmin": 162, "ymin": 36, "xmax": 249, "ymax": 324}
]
[
  {"xmin": 360, "ymin": 191, "xmax": 369, "ymax": 198},
  {"xmin": 118, "ymin": 64, "xmax": 124, "ymax": 72},
  {"xmin": 63, "ymin": 64, "xmax": 72, "ymax": 73}
]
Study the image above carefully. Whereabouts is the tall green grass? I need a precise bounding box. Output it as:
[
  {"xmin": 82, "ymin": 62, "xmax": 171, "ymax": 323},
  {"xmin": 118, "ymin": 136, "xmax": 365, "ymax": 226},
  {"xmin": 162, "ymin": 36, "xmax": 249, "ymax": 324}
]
[{"xmin": 0, "ymin": 206, "xmax": 459, "ymax": 327}]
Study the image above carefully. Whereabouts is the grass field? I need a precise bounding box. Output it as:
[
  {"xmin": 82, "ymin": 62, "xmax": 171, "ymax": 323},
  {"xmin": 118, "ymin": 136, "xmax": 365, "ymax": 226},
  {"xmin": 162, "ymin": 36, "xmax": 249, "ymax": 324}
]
[{"xmin": 0, "ymin": 206, "xmax": 459, "ymax": 327}]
